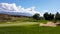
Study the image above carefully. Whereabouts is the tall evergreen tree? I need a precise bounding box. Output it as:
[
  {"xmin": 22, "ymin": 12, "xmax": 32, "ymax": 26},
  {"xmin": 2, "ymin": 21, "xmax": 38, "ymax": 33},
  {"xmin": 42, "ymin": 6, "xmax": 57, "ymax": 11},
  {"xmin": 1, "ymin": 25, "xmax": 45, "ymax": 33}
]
[{"xmin": 55, "ymin": 12, "xmax": 60, "ymax": 20}]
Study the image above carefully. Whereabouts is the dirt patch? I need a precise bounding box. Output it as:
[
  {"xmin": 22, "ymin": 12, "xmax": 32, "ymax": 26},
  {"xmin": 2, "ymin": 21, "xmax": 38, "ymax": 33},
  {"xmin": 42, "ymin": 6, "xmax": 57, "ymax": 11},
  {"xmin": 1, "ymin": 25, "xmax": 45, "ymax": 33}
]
[{"xmin": 39, "ymin": 22, "xmax": 56, "ymax": 27}]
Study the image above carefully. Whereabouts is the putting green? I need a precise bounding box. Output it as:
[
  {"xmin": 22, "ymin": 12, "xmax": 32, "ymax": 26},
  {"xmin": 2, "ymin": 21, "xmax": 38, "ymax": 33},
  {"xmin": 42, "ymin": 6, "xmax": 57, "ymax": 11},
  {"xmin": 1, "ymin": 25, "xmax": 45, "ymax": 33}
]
[{"xmin": 0, "ymin": 22, "xmax": 38, "ymax": 27}]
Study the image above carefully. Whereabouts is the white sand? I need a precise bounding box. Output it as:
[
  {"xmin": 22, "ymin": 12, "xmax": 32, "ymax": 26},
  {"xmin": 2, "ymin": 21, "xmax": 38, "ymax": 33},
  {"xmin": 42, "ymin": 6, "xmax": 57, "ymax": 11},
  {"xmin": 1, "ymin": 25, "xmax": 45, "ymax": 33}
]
[{"xmin": 40, "ymin": 22, "xmax": 56, "ymax": 27}]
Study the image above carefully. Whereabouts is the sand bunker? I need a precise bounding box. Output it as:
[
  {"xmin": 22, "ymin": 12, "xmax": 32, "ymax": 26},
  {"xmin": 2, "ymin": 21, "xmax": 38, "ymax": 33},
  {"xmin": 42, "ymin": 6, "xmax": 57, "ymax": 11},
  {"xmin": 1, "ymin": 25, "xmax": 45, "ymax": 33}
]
[{"xmin": 40, "ymin": 22, "xmax": 56, "ymax": 27}]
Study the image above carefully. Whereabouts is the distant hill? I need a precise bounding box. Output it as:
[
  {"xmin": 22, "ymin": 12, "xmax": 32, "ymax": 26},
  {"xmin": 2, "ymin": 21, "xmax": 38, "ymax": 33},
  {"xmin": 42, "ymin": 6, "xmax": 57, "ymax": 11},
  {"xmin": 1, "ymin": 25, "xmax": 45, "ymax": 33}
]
[
  {"xmin": 0, "ymin": 11, "xmax": 33, "ymax": 17},
  {"xmin": 0, "ymin": 12, "xmax": 32, "ymax": 18}
]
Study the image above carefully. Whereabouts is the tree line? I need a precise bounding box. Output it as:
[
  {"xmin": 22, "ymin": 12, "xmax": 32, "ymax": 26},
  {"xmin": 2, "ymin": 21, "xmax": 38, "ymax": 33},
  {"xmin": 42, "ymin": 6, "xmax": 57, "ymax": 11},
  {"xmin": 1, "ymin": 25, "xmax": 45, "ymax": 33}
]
[
  {"xmin": 0, "ymin": 12, "xmax": 60, "ymax": 22},
  {"xmin": 33, "ymin": 12, "xmax": 60, "ymax": 21}
]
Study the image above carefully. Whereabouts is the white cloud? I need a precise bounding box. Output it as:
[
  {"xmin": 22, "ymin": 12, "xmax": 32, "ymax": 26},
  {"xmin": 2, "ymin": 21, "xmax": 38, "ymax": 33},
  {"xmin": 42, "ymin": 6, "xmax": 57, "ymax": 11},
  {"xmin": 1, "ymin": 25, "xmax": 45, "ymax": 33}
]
[
  {"xmin": 40, "ymin": 10, "xmax": 48, "ymax": 16},
  {"xmin": 0, "ymin": 3, "xmax": 40, "ymax": 16}
]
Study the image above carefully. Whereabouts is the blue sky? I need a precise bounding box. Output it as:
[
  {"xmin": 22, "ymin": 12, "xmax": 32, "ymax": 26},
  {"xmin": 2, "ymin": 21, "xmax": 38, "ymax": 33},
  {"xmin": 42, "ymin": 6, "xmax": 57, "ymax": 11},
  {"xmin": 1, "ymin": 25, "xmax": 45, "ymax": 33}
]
[{"xmin": 0, "ymin": 0, "xmax": 60, "ymax": 16}]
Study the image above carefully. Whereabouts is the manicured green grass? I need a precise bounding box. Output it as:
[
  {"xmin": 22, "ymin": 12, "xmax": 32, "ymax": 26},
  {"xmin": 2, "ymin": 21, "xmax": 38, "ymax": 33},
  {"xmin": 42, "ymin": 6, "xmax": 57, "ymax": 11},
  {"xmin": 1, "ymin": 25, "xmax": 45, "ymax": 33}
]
[
  {"xmin": 0, "ymin": 22, "xmax": 38, "ymax": 27},
  {"xmin": 0, "ymin": 23, "xmax": 60, "ymax": 34},
  {"xmin": 39, "ymin": 26, "xmax": 60, "ymax": 34},
  {"xmin": 0, "ymin": 24, "xmax": 39, "ymax": 34}
]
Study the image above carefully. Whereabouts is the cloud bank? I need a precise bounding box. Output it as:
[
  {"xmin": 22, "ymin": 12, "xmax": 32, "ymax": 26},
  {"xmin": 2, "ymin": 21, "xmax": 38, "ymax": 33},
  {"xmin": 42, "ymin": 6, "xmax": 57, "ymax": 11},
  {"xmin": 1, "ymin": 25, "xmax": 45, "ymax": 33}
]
[{"xmin": 0, "ymin": 3, "xmax": 40, "ymax": 16}]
